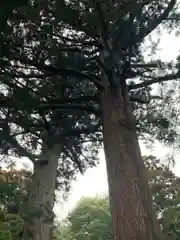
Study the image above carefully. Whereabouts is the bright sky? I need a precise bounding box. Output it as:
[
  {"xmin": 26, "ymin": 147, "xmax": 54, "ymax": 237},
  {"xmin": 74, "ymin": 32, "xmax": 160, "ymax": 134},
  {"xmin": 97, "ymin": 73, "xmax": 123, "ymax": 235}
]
[{"xmin": 8, "ymin": 29, "xmax": 180, "ymax": 221}]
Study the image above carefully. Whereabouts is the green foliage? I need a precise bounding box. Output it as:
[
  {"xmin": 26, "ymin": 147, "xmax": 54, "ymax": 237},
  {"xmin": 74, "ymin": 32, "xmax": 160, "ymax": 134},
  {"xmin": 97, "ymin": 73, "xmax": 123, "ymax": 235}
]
[
  {"xmin": 144, "ymin": 156, "xmax": 180, "ymax": 240},
  {"xmin": 54, "ymin": 156, "xmax": 180, "ymax": 240},
  {"xmin": 0, "ymin": 167, "xmax": 28, "ymax": 240},
  {"xmin": 0, "ymin": 167, "xmax": 30, "ymax": 208},
  {"xmin": 68, "ymin": 197, "xmax": 111, "ymax": 240},
  {"xmin": 0, "ymin": 211, "xmax": 24, "ymax": 240}
]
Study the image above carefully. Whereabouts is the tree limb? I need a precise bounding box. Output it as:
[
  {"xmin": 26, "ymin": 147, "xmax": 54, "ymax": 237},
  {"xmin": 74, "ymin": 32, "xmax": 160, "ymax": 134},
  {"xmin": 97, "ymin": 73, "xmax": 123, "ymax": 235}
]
[
  {"xmin": 0, "ymin": 71, "xmax": 45, "ymax": 79},
  {"xmin": 12, "ymin": 56, "xmax": 104, "ymax": 89},
  {"xmin": 0, "ymin": 99, "xmax": 100, "ymax": 114},
  {"xmin": 62, "ymin": 124, "xmax": 101, "ymax": 138},
  {"xmin": 129, "ymin": 95, "xmax": 163, "ymax": 103},
  {"xmin": 129, "ymin": 72, "xmax": 180, "ymax": 89},
  {"xmin": 54, "ymin": 95, "xmax": 99, "ymax": 104},
  {"xmin": 0, "ymin": 130, "xmax": 36, "ymax": 161}
]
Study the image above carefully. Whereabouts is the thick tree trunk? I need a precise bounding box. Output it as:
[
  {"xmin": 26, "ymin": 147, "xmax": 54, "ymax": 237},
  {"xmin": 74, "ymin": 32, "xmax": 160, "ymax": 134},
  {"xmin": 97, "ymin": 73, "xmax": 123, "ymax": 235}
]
[
  {"xmin": 23, "ymin": 143, "xmax": 61, "ymax": 240},
  {"xmin": 101, "ymin": 89, "xmax": 165, "ymax": 240}
]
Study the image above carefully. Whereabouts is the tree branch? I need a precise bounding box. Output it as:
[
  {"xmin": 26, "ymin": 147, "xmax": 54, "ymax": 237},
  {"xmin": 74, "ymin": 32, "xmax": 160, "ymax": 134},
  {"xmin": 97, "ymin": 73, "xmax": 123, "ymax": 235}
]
[
  {"xmin": 0, "ymin": 99, "xmax": 100, "ymax": 114},
  {"xmin": 0, "ymin": 71, "xmax": 45, "ymax": 79},
  {"xmin": 62, "ymin": 124, "xmax": 101, "ymax": 138},
  {"xmin": 129, "ymin": 95, "xmax": 149, "ymax": 103},
  {"xmin": 65, "ymin": 145, "xmax": 83, "ymax": 174},
  {"xmin": 0, "ymin": 130, "xmax": 36, "ymax": 161},
  {"xmin": 54, "ymin": 95, "xmax": 99, "ymax": 104},
  {"xmin": 12, "ymin": 56, "xmax": 104, "ymax": 89},
  {"xmin": 129, "ymin": 95, "xmax": 163, "ymax": 103},
  {"xmin": 129, "ymin": 73, "xmax": 180, "ymax": 89}
]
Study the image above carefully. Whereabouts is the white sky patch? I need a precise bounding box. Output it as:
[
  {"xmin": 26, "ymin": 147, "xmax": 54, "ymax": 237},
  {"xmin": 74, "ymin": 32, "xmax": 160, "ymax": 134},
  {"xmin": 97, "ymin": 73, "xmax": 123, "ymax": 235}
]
[{"xmin": 1, "ymin": 156, "xmax": 33, "ymax": 172}]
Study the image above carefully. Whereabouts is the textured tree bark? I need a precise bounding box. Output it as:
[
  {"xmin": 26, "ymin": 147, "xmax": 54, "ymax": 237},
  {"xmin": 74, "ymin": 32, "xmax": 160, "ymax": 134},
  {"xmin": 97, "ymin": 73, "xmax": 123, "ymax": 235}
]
[
  {"xmin": 101, "ymin": 88, "xmax": 165, "ymax": 240},
  {"xmin": 22, "ymin": 143, "xmax": 61, "ymax": 240}
]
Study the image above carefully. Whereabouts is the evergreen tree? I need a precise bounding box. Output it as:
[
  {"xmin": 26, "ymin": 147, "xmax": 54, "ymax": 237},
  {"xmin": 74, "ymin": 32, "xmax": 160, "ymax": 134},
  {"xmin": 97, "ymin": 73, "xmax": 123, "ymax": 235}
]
[
  {"xmin": 0, "ymin": 1, "xmax": 179, "ymax": 239},
  {"xmin": 0, "ymin": 2, "xmax": 101, "ymax": 239}
]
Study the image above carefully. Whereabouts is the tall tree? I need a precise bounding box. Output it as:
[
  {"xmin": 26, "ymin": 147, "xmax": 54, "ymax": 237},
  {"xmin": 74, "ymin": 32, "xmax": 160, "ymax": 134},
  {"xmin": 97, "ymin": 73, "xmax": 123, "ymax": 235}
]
[
  {"xmin": 0, "ymin": 72, "xmax": 100, "ymax": 239},
  {"xmin": 0, "ymin": 2, "xmax": 101, "ymax": 239},
  {"xmin": 0, "ymin": 1, "xmax": 179, "ymax": 240}
]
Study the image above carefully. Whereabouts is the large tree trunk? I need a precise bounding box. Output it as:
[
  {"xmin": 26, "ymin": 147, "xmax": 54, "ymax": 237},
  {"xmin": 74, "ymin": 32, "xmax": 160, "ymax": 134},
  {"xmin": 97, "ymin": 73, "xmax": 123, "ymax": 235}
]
[
  {"xmin": 23, "ymin": 143, "xmax": 61, "ymax": 240},
  {"xmin": 101, "ymin": 88, "xmax": 165, "ymax": 240}
]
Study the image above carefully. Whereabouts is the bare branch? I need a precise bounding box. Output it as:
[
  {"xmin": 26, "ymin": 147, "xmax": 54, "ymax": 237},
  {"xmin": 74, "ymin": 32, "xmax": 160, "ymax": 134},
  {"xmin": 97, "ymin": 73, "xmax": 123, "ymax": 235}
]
[
  {"xmin": 129, "ymin": 95, "xmax": 149, "ymax": 103},
  {"xmin": 131, "ymin": 62, "xmax": 161, "ymax": 69},
  {"xmin": 130, "ymin": 94, "xmax": 163, "ymax": 103},
  {"xmin": 55, "ymin": 95, "xmax": 99, "ymax": 104},
  {"xmin": 129, "ymin": 73, "xmax": 180, "ymax": 90}
]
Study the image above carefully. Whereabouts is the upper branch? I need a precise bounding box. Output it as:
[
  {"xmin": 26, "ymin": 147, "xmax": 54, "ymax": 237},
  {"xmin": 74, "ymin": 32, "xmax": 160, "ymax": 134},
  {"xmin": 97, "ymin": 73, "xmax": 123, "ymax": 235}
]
[{"xmin": 129, "ymin": 72, "xmax": 180, "ymax": 89}]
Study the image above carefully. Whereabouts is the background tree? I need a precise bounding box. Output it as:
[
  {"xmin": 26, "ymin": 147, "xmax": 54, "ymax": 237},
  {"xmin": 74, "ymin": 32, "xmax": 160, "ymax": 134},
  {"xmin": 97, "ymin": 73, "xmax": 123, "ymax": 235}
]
[{"xmin": 54, "ymin": 156, "xmax": 180, "ymax": 240}]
